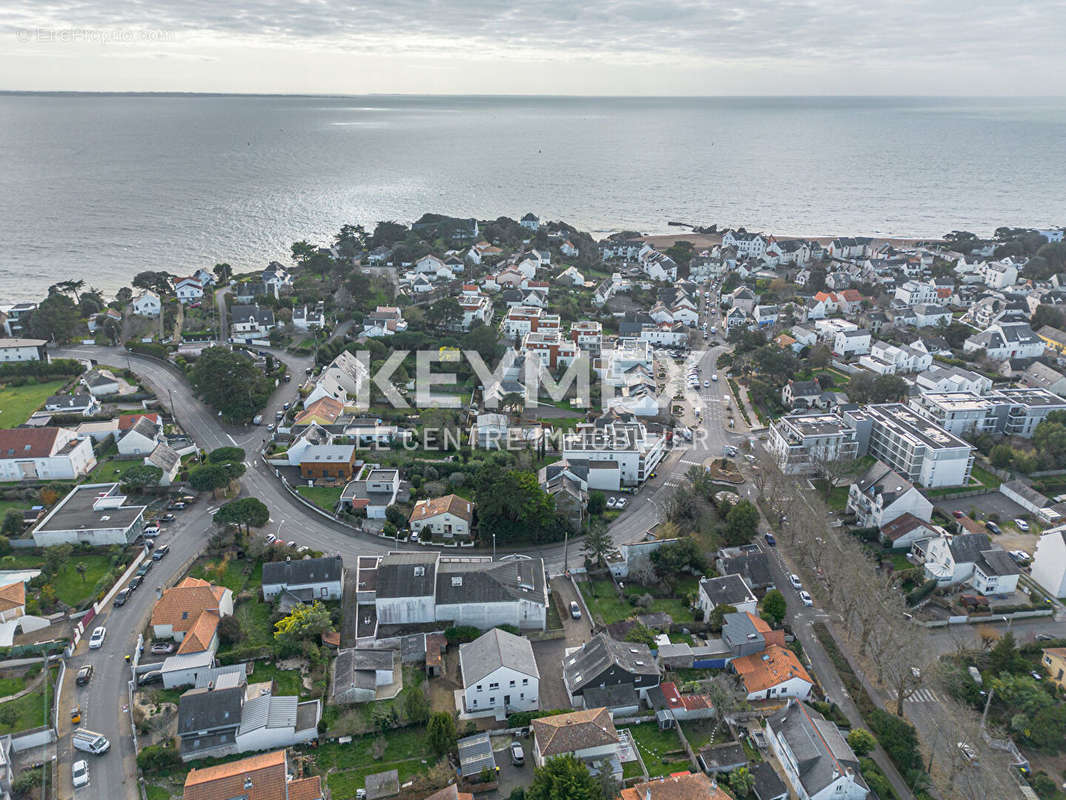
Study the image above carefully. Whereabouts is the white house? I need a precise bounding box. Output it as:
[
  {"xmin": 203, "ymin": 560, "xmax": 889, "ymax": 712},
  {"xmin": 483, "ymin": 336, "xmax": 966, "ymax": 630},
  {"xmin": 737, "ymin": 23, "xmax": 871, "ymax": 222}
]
[
  {"xmin": 1031, "ymin": 526, "xmax": 1066, "ymax": 599},
  {"xmin": 963, "ymin": 322, "xmax": 1045, "ymax": 362},
  {"xmin": 766, "ymin": 701, "xmax": 869, "ymax": 800},
  {"xmin": 0, "ymin": 427, "xmax": 96, "ymax": 483},
  {"xmin": 175, "ymin": 277, "xmax": 205, "ymax": 304},
  {"xmin": 697, "ymin": 574, "xmax": 757, "ymax": 618},
  {"xmin": 520, "ymin": 213, "xmax": 540, "ymax": 231},
  {"xmin": 531, "ymin": 708, "xmax": 620, "ymax": 769},
  {"xmin": 846, "ymin": 461, "xmax": 933, "ymax": 529},
  {"xmin": 832, "ymin": 328, "xmax": 872, "ymax": 357},
  {"xmin": 722, "ymin": 230, "xmax": 767, "ymax": 259},
  {"xmin": 733, "ymin": 645, "xmax": 813, "ymax": 702},
  {"xmin": 31, "ymin": 482, "xmax": 143, "ymax": 547},
  {"xmin": 923, "ymin": 532, "xmax": 1021, "ymax": 595},
  {"xmin": 0, "ymin": 338, "xmax": 47, "ymax": 363},
  {"xmin": 561, "ymin": 414, "xmax": 665, "ymax": 489},
  {"xmin": 261, "ymin": 556, "xmax": 344, "ymax": 602},
  {"xmin": 459, "ymin": 628, "xmax": 539, "ymax": 716},
  {"xmin": 409, "ymin": 494, "xmax": 475, "ymax": 541},
  {"xmin": 131, "ymin": 291, "xmax": 162, "ymax": 317},
  {"xmin": 303, "ymin": 351, "xmax": 368, "ymax": 408},
  {"xmin": 117, "ymin": 416, "xmax": 162, "ymax": 455}
]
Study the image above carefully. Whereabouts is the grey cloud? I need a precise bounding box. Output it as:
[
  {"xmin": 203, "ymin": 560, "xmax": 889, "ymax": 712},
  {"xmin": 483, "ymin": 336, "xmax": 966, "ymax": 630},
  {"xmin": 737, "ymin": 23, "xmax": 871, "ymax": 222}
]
[{"xmin": 3, "ymin": 0, "xmax": 1065, "ymax": 68}]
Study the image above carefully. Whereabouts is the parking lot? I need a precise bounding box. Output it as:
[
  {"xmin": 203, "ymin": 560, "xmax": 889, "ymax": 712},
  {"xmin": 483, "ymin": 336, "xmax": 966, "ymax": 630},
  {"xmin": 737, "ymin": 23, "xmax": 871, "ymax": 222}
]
[{"xmin": 933, "ymin": 491, "xmax": 1026, "ymax": 522}]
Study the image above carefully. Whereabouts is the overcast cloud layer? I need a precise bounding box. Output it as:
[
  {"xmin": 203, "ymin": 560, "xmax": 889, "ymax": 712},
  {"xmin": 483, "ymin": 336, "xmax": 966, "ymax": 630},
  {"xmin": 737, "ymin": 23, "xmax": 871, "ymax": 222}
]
[{"xmin": 1, "ymin": 0, "xmax": 1064, "ymax": 94}]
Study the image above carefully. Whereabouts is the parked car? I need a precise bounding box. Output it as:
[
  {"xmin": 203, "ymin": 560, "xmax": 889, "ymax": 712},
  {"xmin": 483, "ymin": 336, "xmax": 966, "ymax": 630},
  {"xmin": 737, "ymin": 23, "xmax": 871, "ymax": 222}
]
[
  {"xmin": 136, "ymin": 561, "xmax": 153, "ymax": 577},
  {"xmin": 151, "ymin": 544, "xmax": 170, "ymax": 561},
  {"xmin": 569, "ymin": 601, "xmax": 582, "ymax": 619},
  {"xmin": 72, "ymin": 760, "xmax": 90, "ymax": 788},
  {"xmin": 143, "ymin": 524, "xmax": 160, "ymax": 536},
  {"xmin": 615, "ymin": 498, "xmax": 628, "ymax": 509},
  {"xmin": 952, "ymin": 510, "xmax": 964, "ymax": 519},
  {"xmin": 1009, "ymin": 550, "xmax": 1030, "ymax": 563},
  {"xmin": 128, "ymin": 575, "xmax": 143, "ymax": 592},
  {"xmin": 1036, "ymin": 633, "xmax": 1054, "ymax": 641},
  {"xmin": 1031, "ymin": 670, "xmax": 1043, "ymax": 681},
  {"xmin": 510, "ymin": 741, "xmax": 525, "ymax": 766},
  {"xmin": 113, "ymin": 588, "xmax": 130, "ymax": 607},
  {"xmin": 764, "ymin": 532, "xmax": 776, "ymax": 547},
  {"xmin": 799, "ymin": 590, "xmax": 813, "ymax": 607},
  {"xmin": 265, "ymin": 533, "xmax": 278, "ymax": 544},
  {"xmin": 1014, "ymin": 518, "xmax": 1030, "ymax": 531},
  {"xmin": 88, "ymin": 627, "xmax": 106, "ymax": 649},
  {"xmin": 76, "ymin": 665, "xmax": 94, "ymax": 686},
  {"xmin": 160, "ymin": 513, "xmax": 176, "ymax": 523},
  {"xmin": 711, "ymin": 374, "xmax": 718, "ymax": 381},
  {"xmin": 606, "ymin": 497, "xmax": 618, "ymax": 509},
  {"xmin": 985, "ymin": 521, "xmax": 1001, "ymax": 535},
  {"xmin": 138, "ymin": 670, "xmax": 163, "ymax": 686},
  {"xmin": 150, "ymin": 642, "xmax": 175, "ymax": 655},
  {"xmin": 788, "ymin": 574, "xmax": 802, "ymax": 590},
  {"xmin": 168, "ymin": 501, "xmax": 186, "ymax": 510}
]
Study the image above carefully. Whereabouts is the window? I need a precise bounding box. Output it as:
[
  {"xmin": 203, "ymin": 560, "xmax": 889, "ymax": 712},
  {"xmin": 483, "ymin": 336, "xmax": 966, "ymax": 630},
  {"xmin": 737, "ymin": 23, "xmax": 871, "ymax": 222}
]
[
  {"xmin": 509, "ymin": 680, "xmax": 515, "ymax": 687},
  {"xmin": 522, "ymin": 678, "xmax": 529, "ymax": 686},
  {"xmin": 321, "ymin": 587, "xmax": 328, "ymax": 597},
  {"xmin": 489, "ymin": 697, "xmax": 495, "ymax": 705},
  {"xmin": 476, "ymin": 685, "xmax": 482, "ymax": 692},
  {"xmin": 489, "ymin": 682, "xmax": 499, "ymax": 690}
]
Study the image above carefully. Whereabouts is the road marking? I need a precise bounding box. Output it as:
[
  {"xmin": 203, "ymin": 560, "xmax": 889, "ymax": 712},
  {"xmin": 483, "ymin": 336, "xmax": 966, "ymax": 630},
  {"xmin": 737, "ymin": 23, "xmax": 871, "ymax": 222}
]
[
  {"xmin": 207, "ymin": 506, "xmax": 219, "ymax": 514},
  {"xmin": 227, "ymin": 434, "xmax": 237, "ymax": 445},
  {"xmin": 680, "ymin": 459, "xmax": 703, "ymax": 466}
]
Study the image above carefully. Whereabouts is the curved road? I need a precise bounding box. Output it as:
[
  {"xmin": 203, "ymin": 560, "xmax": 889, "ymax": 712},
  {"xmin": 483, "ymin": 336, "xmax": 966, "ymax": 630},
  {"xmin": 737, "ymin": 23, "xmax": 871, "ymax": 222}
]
[{"xmin": 55, "ymin": 329, "xmax": 738, "ymax": 800}]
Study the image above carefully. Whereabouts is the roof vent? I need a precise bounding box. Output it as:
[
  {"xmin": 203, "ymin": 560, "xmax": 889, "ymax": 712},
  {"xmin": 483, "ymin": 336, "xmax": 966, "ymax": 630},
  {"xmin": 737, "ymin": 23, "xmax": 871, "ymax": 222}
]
[
  {"xmin": 244, "ymin": 778, "xmax": 254, "ymax": 790},
  {"xmin": 451, "ymin": 576, "xmax": 463, "ymax": 587}
]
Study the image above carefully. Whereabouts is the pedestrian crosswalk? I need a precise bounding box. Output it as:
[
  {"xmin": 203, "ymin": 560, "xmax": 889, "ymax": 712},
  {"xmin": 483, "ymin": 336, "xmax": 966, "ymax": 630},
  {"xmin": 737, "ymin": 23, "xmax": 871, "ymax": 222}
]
[{"xmin": 889, "ymin": 688, "xmax": 942, "ymax": 703}]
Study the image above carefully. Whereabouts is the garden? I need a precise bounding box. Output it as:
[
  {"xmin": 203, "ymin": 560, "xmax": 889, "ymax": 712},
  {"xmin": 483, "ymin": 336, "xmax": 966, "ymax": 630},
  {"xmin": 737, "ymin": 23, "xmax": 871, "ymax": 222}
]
[
  {"xmin": 578, "ymin": 576, "xmax": 698, "ymax": 626},
  {"xmin": 0, "ymin": 379, "xmax": 70, "ymax": 428},
  {"xmin": 623, "ymin": 722, "xmax": 691, "ymax": 778},
  {"xmin": 2, "ymin": 546, "xmax": 126, "ymax": 610}
]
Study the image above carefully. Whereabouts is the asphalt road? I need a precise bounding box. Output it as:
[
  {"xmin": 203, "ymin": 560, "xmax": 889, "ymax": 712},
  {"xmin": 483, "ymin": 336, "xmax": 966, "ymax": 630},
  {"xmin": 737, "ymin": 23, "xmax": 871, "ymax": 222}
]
[{"xmin": 52, "ymin": 306, "xmax": 732, "ymax": 798}]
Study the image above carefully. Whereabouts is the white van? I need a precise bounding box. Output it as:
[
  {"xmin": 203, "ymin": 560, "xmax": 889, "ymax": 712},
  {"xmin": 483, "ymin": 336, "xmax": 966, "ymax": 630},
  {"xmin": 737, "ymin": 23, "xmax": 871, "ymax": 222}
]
[{"xmin": 72, "ymin": 729, "xmax": 110, "ymax": 755}]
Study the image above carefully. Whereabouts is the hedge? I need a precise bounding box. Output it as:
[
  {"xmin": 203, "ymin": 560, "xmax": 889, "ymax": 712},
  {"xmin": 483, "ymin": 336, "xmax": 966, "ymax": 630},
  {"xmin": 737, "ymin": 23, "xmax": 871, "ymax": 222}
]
[
  {"xmin": 0, "ymin": 359, "xmax": 82, "ymax": 379},
  {"xmin": 126, "ymin": 341, "xmax": 170, "ymax": 359}
]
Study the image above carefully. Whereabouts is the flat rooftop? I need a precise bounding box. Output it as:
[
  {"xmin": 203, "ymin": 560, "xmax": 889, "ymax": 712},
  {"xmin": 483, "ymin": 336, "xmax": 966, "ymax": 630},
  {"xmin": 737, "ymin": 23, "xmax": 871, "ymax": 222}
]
[
  {"xmin": 854, "ymin": 403, "xmax": 972, "ymax": 451},
  {"xmin": 778, "ymin": 413, "xmax": 853, "ymax": 437},
  {"xmin": 990, "ymin": 388, "xmax": 1066, "ymax": 408},
  {"xmin": 917, "ymin": 392, "xmax": 992, "ymax": 412},
  {"xmin": 35, "ymin": 483, "xmax": 145, "ymax": 533}
]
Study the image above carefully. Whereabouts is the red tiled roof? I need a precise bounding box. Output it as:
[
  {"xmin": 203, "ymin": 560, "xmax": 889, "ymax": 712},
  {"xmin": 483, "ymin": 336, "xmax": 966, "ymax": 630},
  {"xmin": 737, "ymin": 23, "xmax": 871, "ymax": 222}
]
[{"xmin": 0, "ymin": 428, "xmax": 61, "ymax": 459}]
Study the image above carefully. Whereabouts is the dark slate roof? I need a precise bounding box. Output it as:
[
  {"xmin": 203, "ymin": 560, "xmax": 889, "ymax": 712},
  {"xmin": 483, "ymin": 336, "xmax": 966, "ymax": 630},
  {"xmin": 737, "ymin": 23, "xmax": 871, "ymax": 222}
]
[
  {"xmin": 948, "ymin": 533, "xmax": 992, "ymax": 564},
  {"xmin": 699, "ymin": 574, "xmax": 756, "ymax": 608},
  {"xmin": 177, "ymin": 686, "xmax": 243, "ymax": 734},
  {"xmin": 262, "ymin": 556, "xmax": 343, "ymax": 587},
  {"xmin": 375, "ymin": 552, "xmax": 438, "ymax": 598},
  {"xmin": 435, "ymin": 559, "xmax": 545, "ymax": 606},
  {"xmin": 721, "ymin": 612, "xmax": 764, "ymax": 651},
  {"xmin": 855, "ymin": 461, "xmax": 915, "ymax": 509},
  {"xmin": 788, "ymin": 380, "xmax": 821, "ymax": 398},
  {"xmin": 582, "ymin": 683, "xmax": 641, "ymax": 710},
  {"xmin": 751, "ymin": 761, "xmax": 788, "ymax": 800},
  {"xmin": 767, "ymin": 701, "xmax": 866, "ymax": 798},
  {"xmin": 719, "ymin": 552, "xmax": 773, "ymax": 588},
  {"xmin": 698, "ymin": 741, "xmax": 748, "ymax": 773},
  {"xmin": 563, "ymin": 633, "xmax": 658, "ymax": 694},
  {"xmin": 977, "ymin": 548, "xmax": 1022, "ymax": 577}
]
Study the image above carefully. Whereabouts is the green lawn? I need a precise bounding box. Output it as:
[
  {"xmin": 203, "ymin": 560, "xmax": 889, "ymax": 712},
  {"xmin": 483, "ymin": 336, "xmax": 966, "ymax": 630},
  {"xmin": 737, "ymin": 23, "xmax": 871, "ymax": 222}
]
[
  {"xmin": 971, "ymin": 465, "xmax": 1002, "ymax": 490},
  {"xmin": 0, "ymin": 675, "xmax": 26, "ymax": 699},
  {"xmin": 0, "ymin": 668, "xmax": 54, "ymax": 734},
  {"xmin": 227, "ymin": 596, "xmax": 275, "ymax": 650},
  {"xmin": 144, "ymin": 784, "xmax": 173, "ymax": 800},
  {"xmin": 0, "ymin": 500, "xmax": 30, "ymax": 517},
  {"xmin": 52, "ymin": 554, "xmax": 114, "ymax": 608},
  {"xmin": 0, "ymin": 380, "xmax": 69, "ymax": 428},
  {"xmin": 190, "ymin": 558, "xmax": 254, "ymax": 593},
  {"xmin": 679, "ymin": 720, "xmax": 727, "ymax": 751},
  {"xmin": 249, "ymin": 662, "xmax": 304, "ymax": 698},
  {"xmin": 622, "ymin": 760, "xmax": 644, "ymax": 780},
  {"xmin": 296, "ymin": 485, "xmax": 343, "ymax": 512},
  {"xmin": 316, "ymin": 728, "xmax": 437, "ymax": 797},
  {"xmin": 579, "ymin": 579, "xmax": 695, "ymax": 625},
  {"xmin": 625, "ymin": 723, "xmax": 690, "ymax": 778},
  {"xmin": 84, "ymin": 457, "xmax": 148, "ymax": 485}
]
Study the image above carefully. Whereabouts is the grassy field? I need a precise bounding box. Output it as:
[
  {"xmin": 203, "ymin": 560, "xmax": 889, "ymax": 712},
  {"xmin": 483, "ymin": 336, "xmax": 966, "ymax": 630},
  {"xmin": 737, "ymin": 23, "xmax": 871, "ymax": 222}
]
[
  {"xmin": 190, "ymin": 557, "xmax": 255, "ymax": 593},
  {"xmin": 971, "ymin": 465, "xmax": 1002, "ymax": 490},
  {"xmin": 0, "ymin": 674, "xmax": 27, "ymax": 699},
  {"xmin": 315, "ymin": 727, "xmax": 437, "ymax": 798},
  {"xmin": 296, "ymin": 485, "xmax": 343, "ymax": 512},
  {"xmin": 249, "ymin": 662, "xmax": 304, "ymax": 698},
  {"xmin": 624, "ymin": 723, "xmax": 691, "ymax": 778},
  {"xmin": 84, "ymin": 457, "xmax": 149, "ymax": 485},
  {"xmin": 0, "ymin": 380, "xmax": 69, "ymax": 428},
  {"xmin": 579, "ymin": 578, "xmax": 695, "ymax": 626},
  {"xmin": 3, "ymin": 552, "xmax": 113, "ymax": 608},
  {"xmin": 0, "ymin": 668, "xmax": 54, "ymax": 734}
]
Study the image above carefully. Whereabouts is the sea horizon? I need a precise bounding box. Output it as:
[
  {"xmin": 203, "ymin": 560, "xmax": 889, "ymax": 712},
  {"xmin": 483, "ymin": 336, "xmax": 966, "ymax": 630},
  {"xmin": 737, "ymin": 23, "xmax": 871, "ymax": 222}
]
[{"xmin": 1, "ymin": 93, "xmax": 1063, "ymax": 302}]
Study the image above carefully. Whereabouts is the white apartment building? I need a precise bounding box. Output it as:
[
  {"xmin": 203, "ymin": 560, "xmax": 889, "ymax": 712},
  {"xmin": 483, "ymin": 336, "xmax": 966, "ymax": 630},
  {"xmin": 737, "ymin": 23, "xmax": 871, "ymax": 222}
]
[
  {"xmin": 570, "ymin": 321, "xmax": 603, "ymax": 353},
  {"xmin": 562, "ymin": 414, "xmax": 665, "ymax": 487},
  {"xmin": 767, "ymin": 413, "xmax": 860, "ymax": 474},
  {"xmin": 844, "ymin": 404, "xmax": 974, "ymax": 488},
  {"xmin": 893, "ymin": 280, "xmax": 939, "ymax": 306},
  {"xmin": 910, "ymin": 388, "xmax": 1066, "ymax": 439}
]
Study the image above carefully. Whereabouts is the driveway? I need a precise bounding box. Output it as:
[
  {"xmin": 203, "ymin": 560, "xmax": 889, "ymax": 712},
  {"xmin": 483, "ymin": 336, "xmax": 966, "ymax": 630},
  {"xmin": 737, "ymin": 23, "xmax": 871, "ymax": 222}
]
[{"xmin": 532, "ymin": 638, "xmax": 572, "ymax": 712}]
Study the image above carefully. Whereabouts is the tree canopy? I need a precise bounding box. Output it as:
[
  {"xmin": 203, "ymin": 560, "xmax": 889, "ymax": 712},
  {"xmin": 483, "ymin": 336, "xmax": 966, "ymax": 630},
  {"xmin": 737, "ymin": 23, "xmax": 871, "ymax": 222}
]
[
  {"xmin": 274, "ymin": 600, "xmax": 334, "ymax": 645},
  {"xmin": 526, "ymin": 755, "xmax": 602, "ymax": 800},
  {"xmin": 190, "ymin": 347, "xmax": 272, "ymax": 423},
  {"xmin": 28, "ymin": 293, "xmax": 82, "ymax": 343},
  {"xmin": 121, "ymin": 464, "xmax": 164, "ymax": 491},
  {"xmin": 475, "ymin": 468, "xmax": 564, "ymax": 544},
  {"xmin": 213, "ymin": 497, "xmax": 269, "ymax": 532}
]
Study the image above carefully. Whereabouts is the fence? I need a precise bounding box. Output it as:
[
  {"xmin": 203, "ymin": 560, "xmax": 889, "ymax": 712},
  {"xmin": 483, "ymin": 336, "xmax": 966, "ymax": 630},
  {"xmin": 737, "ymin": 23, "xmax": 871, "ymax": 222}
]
[
  {"xmin": 915, "ymin": 608, "xmax": 1053, "ymax": 628},
  {"xmin": 69, "ymin": 549, "xmax": 146, "ymax": 654},
  {"xmin": 10, "ymin": 726, "xmax": 56, "ymax": 752}
]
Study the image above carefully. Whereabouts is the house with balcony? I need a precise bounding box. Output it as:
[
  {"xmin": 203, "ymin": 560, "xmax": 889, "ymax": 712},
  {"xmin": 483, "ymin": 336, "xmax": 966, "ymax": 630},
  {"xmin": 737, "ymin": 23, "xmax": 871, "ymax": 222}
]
[
  {"xmin": 846, "ymin": 461, "xmax": 933, "ymax": 529},
  {"xmin": 922, "ymin": 532, "xmax": 1021, "ymax": 595},
  {"xmin": 561, "ymin": 412, "xmax": 665, "ymax": 488}
]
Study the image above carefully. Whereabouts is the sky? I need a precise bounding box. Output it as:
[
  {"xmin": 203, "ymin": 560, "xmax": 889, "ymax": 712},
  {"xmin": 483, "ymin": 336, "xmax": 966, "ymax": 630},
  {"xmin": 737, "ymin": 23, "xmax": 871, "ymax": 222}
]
[{"xmin": 0, "ymin": 0, "xmax": 1064, "ymax": 95}]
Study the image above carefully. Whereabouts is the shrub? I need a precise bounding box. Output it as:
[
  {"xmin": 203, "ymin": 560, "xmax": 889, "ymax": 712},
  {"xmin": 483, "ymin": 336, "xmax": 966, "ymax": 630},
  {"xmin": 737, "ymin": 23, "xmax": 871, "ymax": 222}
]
[
  {"xmin": 137, "ymin": 743, "xmax": 182, "ymax": 774},
  {"xmin": 444, "ymin": 625, "xmax": 481, "ymax": 644}
]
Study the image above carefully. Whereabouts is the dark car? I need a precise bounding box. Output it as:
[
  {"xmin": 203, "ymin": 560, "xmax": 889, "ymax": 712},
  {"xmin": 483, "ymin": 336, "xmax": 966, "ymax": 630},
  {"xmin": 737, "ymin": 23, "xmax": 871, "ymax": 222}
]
[
  {"xmin": 151, "ymin": 544, "xmax": 170, "ymax": 561},
  {"xmin": 986, "ymin": 521, "xmax": 1002, "ymax": 535},
  {"xmin": 76, "ymin": 665, "xmax": 93, "ymax": 686},
  {"xmin": 160, "ymin": 513, "xmax": 176, "ymax": 523},
  {"xmin": 136, "ymin": 561, "xmax": 153, "ymax": 577},
  {"xmin": 113, "ymin": 588, "xmax": 131, "ymax": 607},
  {"xmin": 764, "ymin": 532, "xmax": 777, "ymax": 547},
  {"xmin": 128, "ymin": 575, "xmax": 143, "ymax": 592},
  {"xmin": 283, "ymin": 374, "xmax": 292, "ymax": 383},
  {"xmin": 168, "ymin": 501, "xmax": 186, "ymax": 510}
]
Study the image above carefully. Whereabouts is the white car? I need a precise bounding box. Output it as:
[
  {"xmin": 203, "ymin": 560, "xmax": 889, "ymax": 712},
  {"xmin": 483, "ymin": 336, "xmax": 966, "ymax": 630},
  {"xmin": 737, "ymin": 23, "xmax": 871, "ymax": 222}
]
[
  {"xmin": 1009, "ymin": 550, "xmax": 1031, "ymax": 563},
  {"xmin": 265, "ymin": 533, "xmax": 277, "ymax": 544},
  {"xmin": 788, "ymin": 574, "xmax": 803, "ymax": 590},
  {"xmin": 88, "ymin": 626, "xmax": 106, "ymax": 649},
  {"xmin": 711, "ymin": 374, "xmax": 718, "ymax": 382},
  {"xmin": 615, "ymin": 498, "xmax": 628, "ymax": 509},
  {"xmin": 606, "ymin": 497, "xmax": 618, "ymax": 509},
  {"xmin": 799, "ymin": 590, "xmax": 813, "ymax": 607},
  {"xmin": 72, "ymin": 760, "xmax": 89, "ymax": 788},
  {"xmin": 1013, "ymin": 518, "xmax": 1030, "ymax": 531},
  {"xmin": 957, "ymin": 742, "xmax": 978, "ymax": 764}
]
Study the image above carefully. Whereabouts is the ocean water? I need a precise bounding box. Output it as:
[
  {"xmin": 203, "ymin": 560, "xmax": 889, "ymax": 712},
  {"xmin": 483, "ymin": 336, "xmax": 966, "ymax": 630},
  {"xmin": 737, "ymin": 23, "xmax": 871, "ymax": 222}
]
[{"xmin": 0, "ymin": 93, "xmax": 1064, "ymax": 302}]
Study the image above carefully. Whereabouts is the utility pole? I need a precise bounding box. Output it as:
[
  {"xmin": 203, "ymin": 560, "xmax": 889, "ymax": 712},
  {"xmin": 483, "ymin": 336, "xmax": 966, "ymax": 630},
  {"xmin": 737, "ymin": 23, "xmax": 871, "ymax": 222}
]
[{"xmin": 492, "ymin": 533, "xmax": 496, "ymax": 561}]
